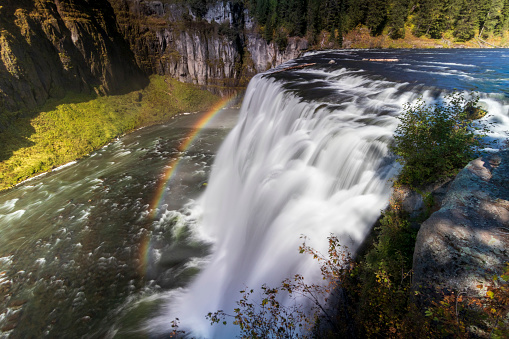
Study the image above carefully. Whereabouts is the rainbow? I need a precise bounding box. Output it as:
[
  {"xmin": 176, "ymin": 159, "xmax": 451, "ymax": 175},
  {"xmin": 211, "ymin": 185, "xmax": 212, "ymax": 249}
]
[
  {"xmin": 138, "ymin": 96, "xmax": 234, "ymax": 274},
  {"xmin": 149, "ymin": 96, "xmax": 234, "ymax": 219}
]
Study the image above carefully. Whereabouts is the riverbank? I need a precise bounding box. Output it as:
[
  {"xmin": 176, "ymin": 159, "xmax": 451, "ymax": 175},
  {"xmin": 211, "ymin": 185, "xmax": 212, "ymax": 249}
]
[
  {"xmin": 0, "ymin": 75, "xmax": 222, "ymax": 191},
  {"xmin": 338, "ymin": 27, "xmax": 509, "ymax": 49}
]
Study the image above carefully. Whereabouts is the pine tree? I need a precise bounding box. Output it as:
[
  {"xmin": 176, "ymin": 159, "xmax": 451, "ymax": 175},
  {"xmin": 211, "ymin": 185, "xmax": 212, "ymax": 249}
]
[
  {"xmin": 287, "ymin": 0, "xmax": 307, "ymax": 36},
  {"xmin": 388, "ymin": 0, "xmax": 410, "ymax": 39},
  {"xmin": 502, "ymin": 0, "xmax": 509, "ymax": 33},
  {"xmin": 345, "ymin": 0, "xmax": 368, "ymax": 30},
  {"xmin": 413, "ymin": 0, "xmax": 446, "ymax": 38},
  {"xmin": 454, "ymin": 0, "xmax": 478, "ymax": 41},
  {"xmin": 366, "ymin": 0, "xmax": 388, "ymax": 35},
  {"xmin": 485, "ymin": 0, "xmax": 505, "ymax": 36}
]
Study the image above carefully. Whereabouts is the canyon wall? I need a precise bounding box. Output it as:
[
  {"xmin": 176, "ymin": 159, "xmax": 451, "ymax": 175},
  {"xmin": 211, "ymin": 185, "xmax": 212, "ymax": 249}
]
[
  {"xmin": 0, "ymin": 0, "xmax": 309, "ymax": 124},
  {"xmin": 108, "ymin": 0, "xmax": 308, "ymax": 89},
  {"xmin": 0, "ymin": 0, "xmax": 147, "ymax": 116}
]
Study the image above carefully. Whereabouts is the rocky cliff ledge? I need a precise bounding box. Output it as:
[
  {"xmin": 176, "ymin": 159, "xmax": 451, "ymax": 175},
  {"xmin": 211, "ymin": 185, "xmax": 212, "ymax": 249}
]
[
  {"xmin": 0, "ymin": 0, "xmax": 308, "ymax": 122},
  {"xmin": 0, "ymin": 0, "xmax": 146, "ymax": 116},
  {"xmin": 108, "ymin": 0, "xmax": 308, "ymax": 90},
  {"xmin": 413, "ymin": 151, "xmax": 509, "ymax": 294}
]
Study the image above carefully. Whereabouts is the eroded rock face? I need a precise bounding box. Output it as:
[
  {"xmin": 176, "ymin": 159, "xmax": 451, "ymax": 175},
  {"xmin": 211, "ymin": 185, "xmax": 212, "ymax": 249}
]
[
  {"xmin": 0, "ymin": 0, "xmax": 146, "ymax": 116},
  {"xmin": 413, "ymin": 151, "xmax": 509, "ymax": 294},
  {"xmin": 0, "ymin": 0, "xmax": 308, "ymax": 124},
  {"xmin": 108, "ymin": 0, "xmax": 308, "ymax": 88}
]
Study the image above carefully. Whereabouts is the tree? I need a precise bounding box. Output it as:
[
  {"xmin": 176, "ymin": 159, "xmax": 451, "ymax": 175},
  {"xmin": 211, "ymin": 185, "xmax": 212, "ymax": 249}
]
[
  {"xmin": 413, "ymin": 0, "xmax": 448, "ymax": 38},
  {"xmin": 286, "ymin": 0, "xmax": 307, "ymax": 36},
  {"xmin": 454, "ymin": 0, "xmax": 479, "ymax": 41},
  {"xmin": 391, "ymin": 93, "xmax": 487, "ymax": 187},
  {"xmin": 366, "ymin": 0, "xmax": 389, "ymax": 36},
  {"xmin": 502, "ymin": 0, "xmax": 509, "ymax": 33},
  {"xmin": 478, "ymin": 0, "xmax": 505, "ymax": 37},
  {"xmin": 388, "ymin": 0, "xmax": 410, "ymax": 39},
  {"xmin": 345, "ymin": 0, "xmax": 368, "ymax": 31}
]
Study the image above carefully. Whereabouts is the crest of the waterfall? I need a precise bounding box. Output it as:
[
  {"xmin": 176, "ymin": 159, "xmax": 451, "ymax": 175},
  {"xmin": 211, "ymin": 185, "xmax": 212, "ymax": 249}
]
[{"xmin": 152, "ymin": 68, "xmax": 442, "ymax": 337}]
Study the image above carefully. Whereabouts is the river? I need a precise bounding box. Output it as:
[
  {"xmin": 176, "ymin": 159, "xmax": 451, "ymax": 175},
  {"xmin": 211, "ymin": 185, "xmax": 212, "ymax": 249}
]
[{"xmin": 0, "ymin": 49, "xmax": 508, "ymax": 338}]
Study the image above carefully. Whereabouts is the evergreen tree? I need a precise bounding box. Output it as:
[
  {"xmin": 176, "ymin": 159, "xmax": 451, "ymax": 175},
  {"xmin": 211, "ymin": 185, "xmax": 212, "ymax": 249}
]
[
  {"xmin": 307, "ymin": 0, "xmax": 322, "ymax": 43},
  {"xmin": 441, "ymin": 0, "xmax": 462, "ymax": 32},
  {"xmin": 454, "ymin": 0, "xmax": 478, "ymax": 41},
  {"xmin": 286, "ymin": 0, "xmax": 307, "ymax": 36},
  {"xmin": 366, "ymin": 0, "xmax": 388, "ymax": 35},
  {"xmin": 242, "ymin": 0, "xmax": 509, "ymax": 44},
  {"xmin": 413, "ymin": 0, "xmax": 446, "ymax": 38},
  {"xmin": 345, "ymin": 0, "xmax": 368, "ymax": 30},
  {"xmin": 388, "ymin": 0, "xmax": 410, "ymax": 39},
  {"xmin": 502, "ymin": 0, "xmax": 509, "ymax": 33},
  {"xmin": 478, "ymin": 0, "xmax": 505, "ymax": 36}
]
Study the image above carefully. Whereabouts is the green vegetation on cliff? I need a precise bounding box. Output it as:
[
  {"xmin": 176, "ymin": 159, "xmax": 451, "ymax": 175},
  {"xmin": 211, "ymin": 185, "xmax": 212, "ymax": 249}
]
[
  {"xmin": 203, "ymin": 194, "xmax": 509, "ymax": 338},
  {"xmin": 0, "ymin": 75, "xmax": 219, "ymax": 191},
  {"xmin": 0, "ymin": 0, "xmax": 147, "ymax": 115},
  {"xmin": 391, "ymin": 93, "xmax": 487, "ymax": 187}
]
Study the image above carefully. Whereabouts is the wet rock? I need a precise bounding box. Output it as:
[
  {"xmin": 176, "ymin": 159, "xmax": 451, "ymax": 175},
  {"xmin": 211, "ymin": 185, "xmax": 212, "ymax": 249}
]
[
  {"xmin": 1, "ymin": 309, "xmax": 22, "ymax": 331},
  {"xmin": 413, "ymin": 151, "xmax": 509, "ymax": 294}
]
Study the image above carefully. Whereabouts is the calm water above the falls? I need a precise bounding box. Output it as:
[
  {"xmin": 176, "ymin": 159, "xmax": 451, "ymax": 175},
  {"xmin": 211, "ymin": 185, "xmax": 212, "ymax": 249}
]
[{"xmin": 0, "ymin": 49, "xmax": 508, "ymax": 338}]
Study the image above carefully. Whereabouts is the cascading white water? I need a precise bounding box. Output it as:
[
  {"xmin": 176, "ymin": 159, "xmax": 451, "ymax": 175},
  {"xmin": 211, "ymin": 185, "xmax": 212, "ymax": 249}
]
[
  {"xmin": 150, "ymin": 54, "xmax": 508, "ymax": 337},
  {"xmin": 1, "ymin": 50, "xmax": 506, "ymax": 338},
  {"xmin": 150, "ymin": 67, "xmax": 430, "ymax": 337}
]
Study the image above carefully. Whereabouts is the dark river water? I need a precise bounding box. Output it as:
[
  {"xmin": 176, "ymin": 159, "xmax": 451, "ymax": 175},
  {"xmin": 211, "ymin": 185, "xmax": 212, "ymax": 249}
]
[
  {"xmin": 0, "ymin": 49, "xmax": 508, "ymax": 338},
  {"xmin": 0, "ymin": 109, "xmax": 239, "ymax": 338}
]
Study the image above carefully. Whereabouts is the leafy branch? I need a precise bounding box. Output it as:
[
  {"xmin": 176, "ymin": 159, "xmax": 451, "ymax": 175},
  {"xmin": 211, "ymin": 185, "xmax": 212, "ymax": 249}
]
[{"xmin": 206, "ymin": 235, "xmax": 354, "ymax": 338}]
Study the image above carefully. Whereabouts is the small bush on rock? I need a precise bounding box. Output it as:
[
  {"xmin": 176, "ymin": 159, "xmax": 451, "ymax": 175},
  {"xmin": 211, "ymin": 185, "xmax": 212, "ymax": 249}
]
[{"xmin": 391, "ymin": 93, "xmax": 487, "ymax": 187}]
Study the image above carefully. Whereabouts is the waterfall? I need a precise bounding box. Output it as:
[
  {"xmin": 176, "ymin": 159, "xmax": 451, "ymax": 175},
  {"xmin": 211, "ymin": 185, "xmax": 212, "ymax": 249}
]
[
  {"xmin": 150, "ymin": 54, "xmax": 508, "ymax": 337},
  {"xmin": 148, "ymin": 67, "xmax": 423, "ymax": 337}
]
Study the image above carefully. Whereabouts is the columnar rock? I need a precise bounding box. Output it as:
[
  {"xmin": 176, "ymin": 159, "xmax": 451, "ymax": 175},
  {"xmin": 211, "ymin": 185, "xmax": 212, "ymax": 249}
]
[
  {"xmin": 108, "ymin": 0, "xmax": 308, "ymax": 88},
  {"xmin": 0, "ymin": 0, "xmax": 309, "ymax": 126},
  {"xmin": 0, "ymin": 0, "xmax": 146, "ymax": 116},
  {"xmin": 413, "ymin": 151, "xmax": 509, "ymax": 293}
]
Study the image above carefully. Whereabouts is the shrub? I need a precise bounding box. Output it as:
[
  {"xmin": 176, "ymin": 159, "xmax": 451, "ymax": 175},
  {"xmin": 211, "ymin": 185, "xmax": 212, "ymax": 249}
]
[
  {"xmin": 206, "ymin": 235, "xmax": 355, "ymax": 338},
  {"xmin": 274, "ymin": 27, "xmax": 289, "ymax": 52},
  {"xmin": 424, "ymin": 264, "xmax": 509, "ymax": 338},
  {"xmin": 353, "ymin": 201, "xmax": 426, "ymax": 338},
  {"xmin": 391, "ymin": 92, "xmax": 487, "ymax": 187}
]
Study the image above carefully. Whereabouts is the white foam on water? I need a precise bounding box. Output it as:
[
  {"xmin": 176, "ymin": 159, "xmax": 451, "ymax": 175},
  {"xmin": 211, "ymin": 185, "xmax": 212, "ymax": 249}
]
[
  {"xmin": 0, "ymin": 210, "xmax": 26, "ymax": 224},
  {"xmin": 149, "ymin": 70, "xmax": 424, "ymax": 337}
]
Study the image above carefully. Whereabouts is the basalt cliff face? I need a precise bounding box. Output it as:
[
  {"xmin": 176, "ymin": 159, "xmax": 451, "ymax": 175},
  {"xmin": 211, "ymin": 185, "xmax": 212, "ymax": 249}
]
[
  {"xmin": 108, "ymin": 0, "xmax": 308, "ymax": 90},
  {"xmin": 0, "ymin": 0, "xmax": 308, "ymax": 123},
  {"xmin": 0, "ymin": 0, "xmax": 146, "ymax": 115}
]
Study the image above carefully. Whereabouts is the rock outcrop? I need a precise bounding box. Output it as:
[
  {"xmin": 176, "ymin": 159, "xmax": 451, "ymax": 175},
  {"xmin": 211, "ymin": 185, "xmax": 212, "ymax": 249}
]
[
  {"xmin": 0, "ymin": 0, "xmax": 147, "ymax": 117},
  {"xmin": 0, "ymin": 0, "xmax": 309, "ymax": 122},
  {"xmin": 108, "ymin": 0, "xmax": 308, "ymax": 89},
  {"xmin": 413, "ymin": 151, "xmax": 509, "ymax": 293}
]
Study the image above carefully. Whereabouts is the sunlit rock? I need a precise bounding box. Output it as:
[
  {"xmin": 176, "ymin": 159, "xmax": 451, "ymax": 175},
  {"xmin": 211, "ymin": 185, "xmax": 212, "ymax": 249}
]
[{"xmin": 413, "ymin": 151, "xmax": 509, "ymax": 294}]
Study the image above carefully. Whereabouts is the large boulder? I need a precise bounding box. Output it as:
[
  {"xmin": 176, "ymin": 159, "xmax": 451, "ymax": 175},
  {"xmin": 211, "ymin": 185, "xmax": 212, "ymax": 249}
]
[{"xmin": 413, "ymin": 151, "xmax": 509, "ymax": 293}]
